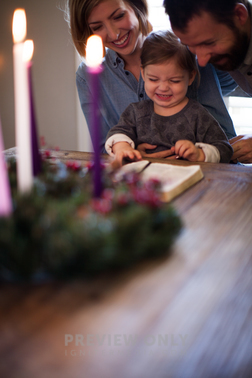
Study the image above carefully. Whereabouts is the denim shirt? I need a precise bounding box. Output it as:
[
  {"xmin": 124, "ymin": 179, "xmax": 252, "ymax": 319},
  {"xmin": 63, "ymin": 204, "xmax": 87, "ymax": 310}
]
[{"xmin": 76, "ymin": 49, "xmax": 237, "ymax": 153}]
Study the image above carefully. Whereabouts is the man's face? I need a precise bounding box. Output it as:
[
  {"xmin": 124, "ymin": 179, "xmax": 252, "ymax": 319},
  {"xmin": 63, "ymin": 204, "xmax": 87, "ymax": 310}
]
[{"xmin": 172, "ymin": 11, "xmax": 249, "ymax": 71}]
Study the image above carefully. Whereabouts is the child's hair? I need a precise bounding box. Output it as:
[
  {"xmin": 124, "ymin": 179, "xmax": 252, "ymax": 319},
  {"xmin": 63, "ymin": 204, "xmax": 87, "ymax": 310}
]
[{"xmin": 140, "ymin": 30, "xmax": 200, "ymax": 86}]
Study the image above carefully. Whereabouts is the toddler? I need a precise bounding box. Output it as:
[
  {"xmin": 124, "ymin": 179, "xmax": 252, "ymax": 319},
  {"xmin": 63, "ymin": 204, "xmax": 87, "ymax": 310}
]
[{"xmin": 105, "ymin": 30, "xmax": 233, "ymax": 165}]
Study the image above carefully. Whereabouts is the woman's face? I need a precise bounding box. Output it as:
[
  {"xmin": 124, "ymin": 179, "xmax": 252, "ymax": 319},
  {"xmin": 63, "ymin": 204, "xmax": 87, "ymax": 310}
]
[{"xmin": 88, "ymin": 0, "xmax": 142, "ymax": 58}]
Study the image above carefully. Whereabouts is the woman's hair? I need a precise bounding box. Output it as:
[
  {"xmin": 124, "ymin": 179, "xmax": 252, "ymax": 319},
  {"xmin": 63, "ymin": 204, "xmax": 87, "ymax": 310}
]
[
  {"xmin": 141, "ymin": 30, "xmax": 200, "ymax": 86},
  {"xmin": 66, "ymin": 0, "xmax": 149, "ymax": 57}
]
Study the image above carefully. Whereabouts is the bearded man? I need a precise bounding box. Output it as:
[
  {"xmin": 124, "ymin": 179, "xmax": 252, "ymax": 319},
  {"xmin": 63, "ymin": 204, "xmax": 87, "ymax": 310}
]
[{"xmin": 163, "ymin": 0, "xmax": 252, "ymax": 163}]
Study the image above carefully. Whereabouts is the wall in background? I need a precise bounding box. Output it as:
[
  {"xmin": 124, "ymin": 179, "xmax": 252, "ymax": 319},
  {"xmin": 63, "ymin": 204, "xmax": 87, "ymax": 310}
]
[{"xmin": 0, "ymin": 0, "xmax": 91, "ymax": 151}]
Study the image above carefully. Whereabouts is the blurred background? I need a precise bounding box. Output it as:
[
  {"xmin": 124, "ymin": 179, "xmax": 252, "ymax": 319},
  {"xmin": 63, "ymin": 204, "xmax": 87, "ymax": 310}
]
[{"xmin": 0, "ymin": 0, "xmax": 89, "ymax": 151}]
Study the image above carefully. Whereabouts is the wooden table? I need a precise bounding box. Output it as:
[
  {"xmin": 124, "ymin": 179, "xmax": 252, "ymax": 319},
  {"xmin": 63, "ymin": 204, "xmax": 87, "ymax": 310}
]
[{"xmin": 1, "ymin": 150, "xmax": 252, "ymax": 378}]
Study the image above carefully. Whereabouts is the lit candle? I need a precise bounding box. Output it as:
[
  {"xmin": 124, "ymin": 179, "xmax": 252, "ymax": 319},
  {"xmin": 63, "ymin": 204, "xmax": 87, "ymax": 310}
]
[
  {"xmin": 86, "ymin": 35, "xmax": 103, "ymax": 197},
  {"xmin": 23, "ymin": 40, "xmax": 41, "ymax": 176},
  {"xmin": 0, "ymin": 118, "xmax": 12, "ymax": 217},
  {"xmin": 12, "ymin": 9, "xmax": 33, "ymax": 192}
]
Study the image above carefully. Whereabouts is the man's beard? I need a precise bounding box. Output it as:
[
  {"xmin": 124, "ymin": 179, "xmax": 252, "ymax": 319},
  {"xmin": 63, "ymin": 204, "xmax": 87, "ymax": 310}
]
[{"xmin": 209, "ymin": 28, "xmax": 249, "ymax": 71}]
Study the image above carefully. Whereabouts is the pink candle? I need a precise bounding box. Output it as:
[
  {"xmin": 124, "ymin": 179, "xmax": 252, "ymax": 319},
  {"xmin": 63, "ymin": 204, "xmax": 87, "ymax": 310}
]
[
  {"xmin": 86, "ymin": 35, "xmax": 104, "ymax": 197},
  {"xmin": 0, "ymin": 118, "xmax": 12, "ymax": 217}
]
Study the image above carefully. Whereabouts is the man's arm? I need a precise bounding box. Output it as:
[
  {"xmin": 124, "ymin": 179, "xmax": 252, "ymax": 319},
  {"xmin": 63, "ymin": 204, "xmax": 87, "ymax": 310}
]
[
  {"xmin": 215, "ymin": 68, "xmax": 238, "ymax": 96},
  {"xmin": 197, "ymin": 64, "xmax": 237, "ymax": 139}
]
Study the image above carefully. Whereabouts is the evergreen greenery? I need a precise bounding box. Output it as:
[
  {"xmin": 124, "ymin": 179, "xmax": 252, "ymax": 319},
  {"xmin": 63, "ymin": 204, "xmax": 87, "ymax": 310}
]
[{"xmin": 0, "ymin": 157, "xmax": 182, "ymax": 281}]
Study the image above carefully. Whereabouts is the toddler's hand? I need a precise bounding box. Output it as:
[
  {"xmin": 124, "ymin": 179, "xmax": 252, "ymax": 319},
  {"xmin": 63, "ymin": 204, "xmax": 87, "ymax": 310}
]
[
  {"xmin": 112, "ymin": 142, "xmax": 142, "ymax": 167},
  {"xmin": 174, "ymin": 140, "xmax": 205, "ymax": 162}
]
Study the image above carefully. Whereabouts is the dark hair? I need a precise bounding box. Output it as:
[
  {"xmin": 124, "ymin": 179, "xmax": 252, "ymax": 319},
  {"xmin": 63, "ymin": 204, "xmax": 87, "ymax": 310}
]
[
  {"xmin": 163, "ymin": 0, "xmax": 249, "ymax": 32},
  {"xmin": 141, "ymin": 30, "xmax": 200, "ymax": 85},
  {"xmin": 66, "ymin": 0, "xmax": 150, "ymax": 57}
]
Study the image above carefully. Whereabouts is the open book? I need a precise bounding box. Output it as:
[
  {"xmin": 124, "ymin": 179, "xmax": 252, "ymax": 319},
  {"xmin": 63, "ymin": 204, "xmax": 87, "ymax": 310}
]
[{"xmin": 117, "ymin": 160, "xmax": 204, "ymax": 202}]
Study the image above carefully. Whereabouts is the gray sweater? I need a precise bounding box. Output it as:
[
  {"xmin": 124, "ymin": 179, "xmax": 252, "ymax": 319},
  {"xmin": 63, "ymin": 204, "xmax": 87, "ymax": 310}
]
[{"xmin": 106, "ymin": 99, "xmax": 233, "ymax": 163}]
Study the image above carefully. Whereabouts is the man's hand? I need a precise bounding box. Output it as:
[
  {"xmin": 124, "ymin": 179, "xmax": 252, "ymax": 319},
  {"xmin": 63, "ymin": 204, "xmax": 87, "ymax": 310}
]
[
  {"xmin": 229, "ymin": 135, "xmax": 252, "ymax": 164},
  {"xmin": 137, "ymin": 143, "xmax": 176, "ymax": 159},
  {"xmin": 173, "ymin": 140, "xmax": 205, "ymax": 162}
]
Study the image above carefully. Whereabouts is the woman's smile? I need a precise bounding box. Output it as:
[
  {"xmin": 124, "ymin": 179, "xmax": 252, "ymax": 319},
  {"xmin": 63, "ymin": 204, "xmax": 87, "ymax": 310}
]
[{"xmin": 112, "ymin": 31, "xmax": 130, "ymax": 47}]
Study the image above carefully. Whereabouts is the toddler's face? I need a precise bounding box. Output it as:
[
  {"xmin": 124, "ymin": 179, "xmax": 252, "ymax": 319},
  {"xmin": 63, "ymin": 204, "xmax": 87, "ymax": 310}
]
[{"xmin": 141, "ymin": 59, "xmax": 195, "ymax": 116}]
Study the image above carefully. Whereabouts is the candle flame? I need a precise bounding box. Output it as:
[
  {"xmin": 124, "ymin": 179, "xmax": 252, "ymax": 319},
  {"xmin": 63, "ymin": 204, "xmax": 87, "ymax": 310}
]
[
  {"xmin": 12, "ymin": 9, "xmax": 27, "ymax": 43},
  {"xmin": 86, "ymin": 35, "xmax": 103, "ymax": 68},
  {"xmin": 23, "ymin": 40, "xmax": 34, "ymax": 62}
]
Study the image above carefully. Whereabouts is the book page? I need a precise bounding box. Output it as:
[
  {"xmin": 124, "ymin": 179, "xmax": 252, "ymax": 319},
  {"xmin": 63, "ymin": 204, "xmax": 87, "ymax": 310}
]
[
  {"xmin": 114, "ymin": 160, "xmax": 150, "ymax": 179},
  {"xmin": 117, "ymin": 161, "xmax": 204, "ymax": 202},
  {"xmin": 142, "ymin": 163, "xmax": 204, "ymax": 201}
]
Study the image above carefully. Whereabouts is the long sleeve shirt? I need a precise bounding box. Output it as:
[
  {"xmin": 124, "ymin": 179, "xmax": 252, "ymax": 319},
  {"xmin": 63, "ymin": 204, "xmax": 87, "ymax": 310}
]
[{"xmin": 106, "ymin": 99, "xmax": 233, "ymax": 163}]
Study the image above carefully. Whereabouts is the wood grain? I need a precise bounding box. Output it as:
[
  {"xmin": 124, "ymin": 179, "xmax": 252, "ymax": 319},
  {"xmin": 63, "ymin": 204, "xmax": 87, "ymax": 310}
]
[{"xmin": 1, "ymin": 150, "xmax": 252, "ymax": 378}]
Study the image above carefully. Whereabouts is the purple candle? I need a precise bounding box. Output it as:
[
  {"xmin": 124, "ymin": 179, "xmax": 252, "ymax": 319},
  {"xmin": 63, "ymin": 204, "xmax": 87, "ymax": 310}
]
[
  {"xmin": 24, "ymin": 40, "xmax": 41, "ymax": 176},
  {"xmin": 86, "ymin": 35, "xmax": 104, "ymax": 197},
  {"xmin": 0, "ymin": 117, "xmax": 12, "ymax": 217}
]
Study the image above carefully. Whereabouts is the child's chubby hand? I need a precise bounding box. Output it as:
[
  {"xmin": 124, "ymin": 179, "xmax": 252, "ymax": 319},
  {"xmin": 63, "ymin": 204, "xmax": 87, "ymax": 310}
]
[
  {"xmin": 111, "ymin": 141, "xmax": 142, "ymax": 168},
  {"xmin": 172, "ymin": 140, "xmax": 205, "ymax": 162}
]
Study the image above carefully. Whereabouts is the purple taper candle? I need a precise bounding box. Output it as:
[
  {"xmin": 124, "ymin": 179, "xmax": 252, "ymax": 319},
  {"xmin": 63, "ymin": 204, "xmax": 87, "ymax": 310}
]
[
  {"xmin": 27, "ymin": 60, "xmax": 41, "ymax": 176},
  {"xmin": 86, "ymin": 36, "xmax": 104, "ymax": 197},
  {"xmin": 24, "ymin": 40, "xmax": 41, "ymax": 176}
]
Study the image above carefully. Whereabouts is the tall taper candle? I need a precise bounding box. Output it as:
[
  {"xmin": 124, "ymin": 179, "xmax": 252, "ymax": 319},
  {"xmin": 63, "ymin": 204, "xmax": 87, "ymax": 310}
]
[
  {"xmin": 0, "ymin": 117, "xmax": 12, "ymax": 217},
  {"xmin": 12, "ymin": 9, "xmax": 33, "ymax": 192},
  {"xmin": 86, "ymin": 35, "xmax": 103, "ymax": 197},
  {"xmin": 24, "ymin": 40, "xmax": 41, "ymax": 176}
]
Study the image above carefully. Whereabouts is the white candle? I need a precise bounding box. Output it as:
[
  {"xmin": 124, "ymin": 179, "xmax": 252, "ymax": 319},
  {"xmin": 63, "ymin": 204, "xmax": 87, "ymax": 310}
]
[{"xmin": 12, "ymin": 9, "xmax": 33, "ymax": 193}]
